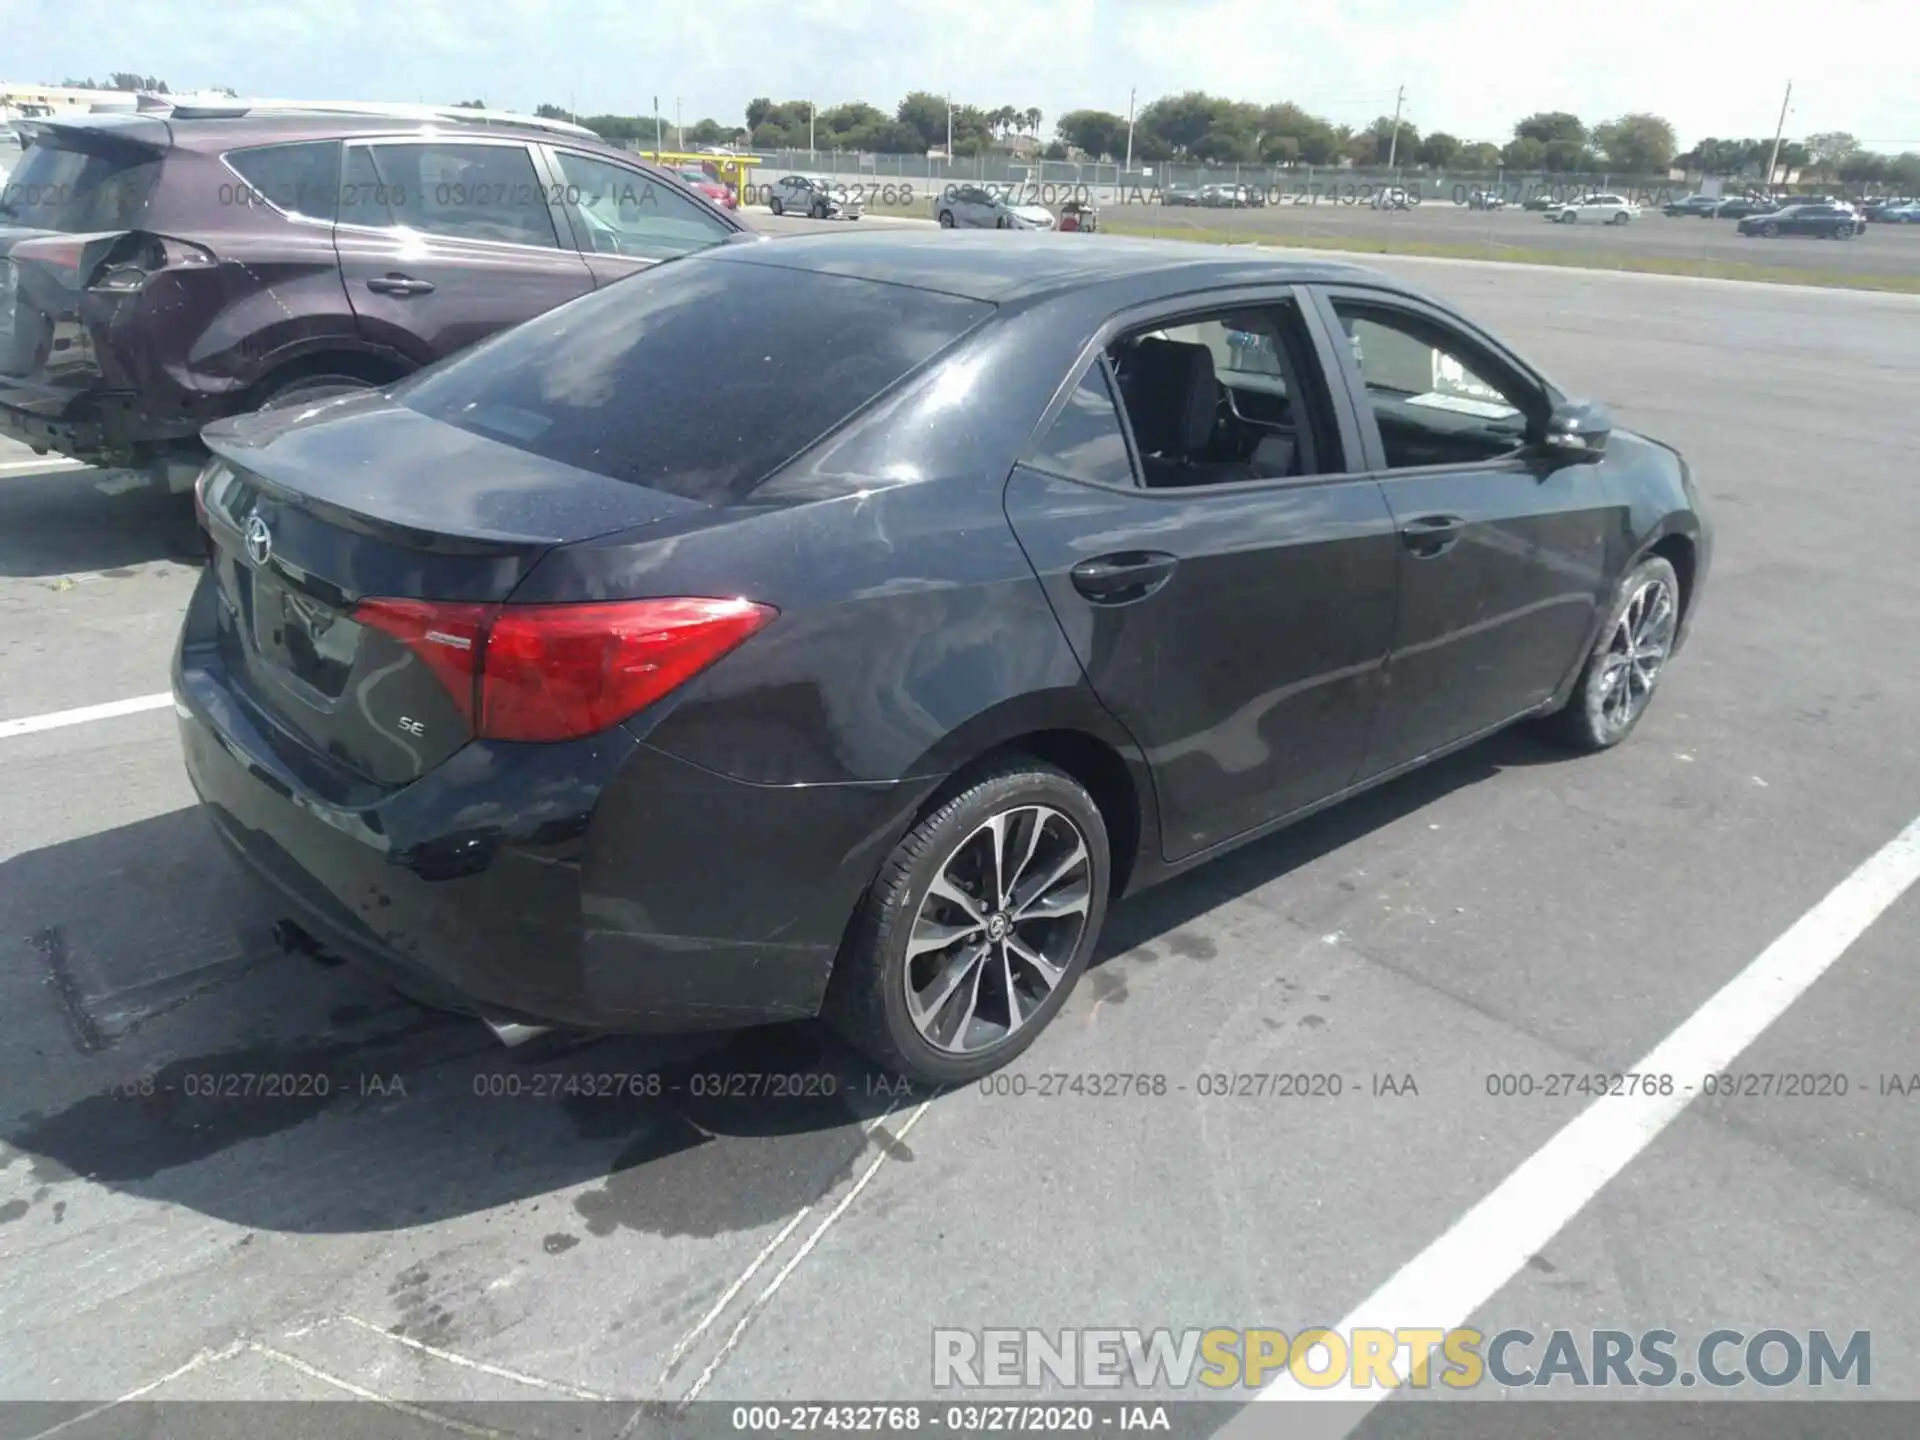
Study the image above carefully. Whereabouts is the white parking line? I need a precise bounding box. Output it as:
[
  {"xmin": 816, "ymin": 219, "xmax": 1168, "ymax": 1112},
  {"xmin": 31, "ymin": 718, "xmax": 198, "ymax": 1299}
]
[
  {"xmin": 17, "ymin": 1340, "xmax": 248, "ymax": 1440},
  {"xmin": 0, "ymin": 692, "xmax": 176, "ymax": 740},
  {"xmin": 341, "ymin": 1314, "xmax": 615, "ymax": 1400},
  {"xmin": 1227, "ymin": 811, "xmax": 1920, "ymax": 1434},
  {"xmin": 672, "ymin": 1100, "xmax": 935, "ymax": 1411}
]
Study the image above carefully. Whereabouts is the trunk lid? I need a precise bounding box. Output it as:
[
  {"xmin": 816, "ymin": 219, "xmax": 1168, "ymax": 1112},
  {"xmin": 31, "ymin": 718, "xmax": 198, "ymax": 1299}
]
[{"xmin": 198, "ymin": 394, "xmax": 706, "ymax": 786}]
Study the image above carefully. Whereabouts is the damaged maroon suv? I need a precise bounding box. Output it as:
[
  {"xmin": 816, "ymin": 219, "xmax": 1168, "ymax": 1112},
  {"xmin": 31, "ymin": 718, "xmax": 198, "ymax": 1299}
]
[{"xmin": 0, "ymin": 103, "xmax": 750, "ymax": 488}]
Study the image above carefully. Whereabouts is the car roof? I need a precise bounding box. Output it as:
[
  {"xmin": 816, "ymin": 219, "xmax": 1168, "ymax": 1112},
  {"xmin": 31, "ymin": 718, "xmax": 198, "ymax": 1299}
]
[
  {"xmin": 29, "ymin": 108, "xmax": 636, "ymax": 158},
  {"xmin": 704, "ymin": 229, "xmax": 1394, "ymax": 305}
]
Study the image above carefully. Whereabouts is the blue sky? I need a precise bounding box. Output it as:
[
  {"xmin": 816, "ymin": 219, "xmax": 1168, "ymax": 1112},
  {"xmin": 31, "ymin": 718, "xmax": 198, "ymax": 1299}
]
[{"xmin": 6, "ymin": 0, "xmax": 1916, "ymax": 151}]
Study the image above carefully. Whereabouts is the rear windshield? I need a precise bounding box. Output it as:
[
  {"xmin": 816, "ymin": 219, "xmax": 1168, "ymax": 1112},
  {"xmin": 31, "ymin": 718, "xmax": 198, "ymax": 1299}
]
[
  {"xmin": 393, "ymin": 258, "xmax": 994, "ymax": 503},
  {"xmin": 0, "ymin": 140, "xmax": 160, "ymax": 230}
]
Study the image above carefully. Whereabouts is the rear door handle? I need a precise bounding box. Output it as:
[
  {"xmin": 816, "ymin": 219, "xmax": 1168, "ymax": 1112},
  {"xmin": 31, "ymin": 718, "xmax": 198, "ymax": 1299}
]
[
  {"xmin": 1070, "ymin": 551, "xmax": 1178, "ymax": 604},
  {"xmin": 1399, "ymin": 514, "xmax": 1465, "ymax": 558},
  {"xmin": 365, "ymin": 274, "xmax": 436, "ymax": 296}
]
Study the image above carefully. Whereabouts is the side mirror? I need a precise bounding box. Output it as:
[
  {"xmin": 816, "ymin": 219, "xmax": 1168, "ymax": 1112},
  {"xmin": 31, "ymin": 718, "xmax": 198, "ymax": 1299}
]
[{"xmin": 1541, "ymin": 399, "xmax": 1611, "ymax": 459}]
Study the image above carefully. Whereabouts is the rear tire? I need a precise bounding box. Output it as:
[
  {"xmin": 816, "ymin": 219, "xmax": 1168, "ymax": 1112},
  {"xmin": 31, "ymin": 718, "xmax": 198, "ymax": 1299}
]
[
  {"xmin": 938, "ymin": 210, "xmax": 955, "ymax": 228},
  {"xmin": 1542, "ymin": 555, "xmax": 1681, "ymax": 753},
  {"xmin": 824, "ymin": 759, "xmax": 1111, "ymax": 1085},
  {"xmin": 1762, "ymin": 221, "xmax": 1779, "ymax": 237}
]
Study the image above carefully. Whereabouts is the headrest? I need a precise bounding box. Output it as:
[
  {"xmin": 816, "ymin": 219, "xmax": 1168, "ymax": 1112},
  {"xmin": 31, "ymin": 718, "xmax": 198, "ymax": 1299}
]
[{"xmin": 1121, "ymin": 338, "xmax": 1216, "ymax": 456}]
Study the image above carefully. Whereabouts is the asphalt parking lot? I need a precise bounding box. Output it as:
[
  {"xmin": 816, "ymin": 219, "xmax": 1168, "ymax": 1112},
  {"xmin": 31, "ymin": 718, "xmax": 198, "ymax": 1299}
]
[
  {"xmin": 3, "ymin": 211, "xmax": 1919, "ymax": 1437},
  {"xmin": 1115, "ymin": 200, "xmax": 1920, "ymax": 278},
  {"xmin": 761, "ymin": 177, "xmax": 1920, "ymax": 283}
]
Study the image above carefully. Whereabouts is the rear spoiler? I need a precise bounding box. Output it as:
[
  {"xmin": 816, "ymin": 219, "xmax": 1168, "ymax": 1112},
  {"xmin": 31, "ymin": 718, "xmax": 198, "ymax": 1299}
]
[{"xmin": 14, "ymin": 115, "xmax": 171, "ymax": 155}]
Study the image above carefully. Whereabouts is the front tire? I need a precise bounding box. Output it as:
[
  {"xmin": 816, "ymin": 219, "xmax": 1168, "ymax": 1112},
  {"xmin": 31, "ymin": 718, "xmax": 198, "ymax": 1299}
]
[
  {"xmin": 769, "ymin": 196, "xmax": 784, "ymax": 216},
  {"xmin": 1544, "ymin": 555, "xmax": 1681, "ymax": 753},
  {"xmin": 1762, "ymin": 221, "xmax": 1779, "ymax": 237},
  {"xmin": 938, "ymin": 209, "xmax": 955, "ymax": 228},
  {"xmin": 824, "ymin": 759, "xmax": 1111, "ymax": 1085}
]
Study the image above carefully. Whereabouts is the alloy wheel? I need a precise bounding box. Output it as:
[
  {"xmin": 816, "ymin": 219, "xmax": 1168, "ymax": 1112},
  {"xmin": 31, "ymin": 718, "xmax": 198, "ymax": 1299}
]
[
  {"xmin": 1591, "ymin": 576, "xmax": 1677, "ymax": 739},
  {"xmin": 903, "ymin": 805, "xmax": 1092, "ymax": 1056}
]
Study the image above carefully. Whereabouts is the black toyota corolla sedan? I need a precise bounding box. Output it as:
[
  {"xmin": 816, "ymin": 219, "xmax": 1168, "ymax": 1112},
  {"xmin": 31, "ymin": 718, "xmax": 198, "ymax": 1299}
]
[{"xmin": 175, "ymin": 232, "xmax": 1710, "ymax": 1083}]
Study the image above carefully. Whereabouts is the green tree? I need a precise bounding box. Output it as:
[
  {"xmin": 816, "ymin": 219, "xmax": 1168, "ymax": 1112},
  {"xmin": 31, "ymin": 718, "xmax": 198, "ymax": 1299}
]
[
  {"xmin": 1804, "ymin": 130, "xmax": 1860, "ymax": 177},
  {"xmin": 1592, "ymin": 113, "xmax": 1677, "ymax": 173},
  {"xmin": 1193, "ymin": 127, "xmax": 1257, "ymax": 163},
  {"xmin": 1502, "ymin": 135, "xmax": 1547, "ymax": 169},
  {"xmin": 1417, "ymin": 132, "xmax": 1461, "ymax": 168},
  {"xmin": 1056, "ymin": 108, "xmax": 1129, "ymax": 160},
  {"xmin": 896, "ymin": 91, "xmax": 951, "ymax": 150},
  {"xmin": 1023, "ymin": 106, "xmax": 1043, "ymax": 138},
  {"xmin": 1512, "ymin": 111, "xmax": 1589, "ymax": 171},
  {"xmin": 1513, "ymin": 110, "xmax": 1586, "ymax": 146},
  {"xmin": 451, "ymin": 99, "xmax": 486, "ymax": 109},
  {"xmin": 535, "ymin": 102, "xmax": 572, "ymax": 120},
  {"xmin": 108, "ymin": 72, "xmax": 168, "ymax": 92},
  {"xmin": 1458, "ymin": 141, "xmax": 1503, "ymax": 170},
  {"xmin": 1837, "ymin": 151, "xmax": 1888, "ymax": 184},
  {"xmin": 1358, "ymin": 114, "xmax": 1418, "ymax": 165},
  {"xmin": 1043, "ymin": 139, "xmax": 1068, "ymax": 160}
]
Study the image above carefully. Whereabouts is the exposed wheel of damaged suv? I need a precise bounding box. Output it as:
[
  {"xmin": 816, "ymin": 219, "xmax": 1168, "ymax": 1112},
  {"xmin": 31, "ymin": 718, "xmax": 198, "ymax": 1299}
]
[{"xmin": 256, "ymin": 373, "xmax": 379, "ymax": 412}]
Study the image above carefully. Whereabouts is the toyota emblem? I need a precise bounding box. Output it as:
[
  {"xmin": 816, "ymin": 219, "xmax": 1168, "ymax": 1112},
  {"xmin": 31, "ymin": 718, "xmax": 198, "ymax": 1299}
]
[{"xmin": 244, "ymin": 513, "xmax": 273, "ymax": 567}]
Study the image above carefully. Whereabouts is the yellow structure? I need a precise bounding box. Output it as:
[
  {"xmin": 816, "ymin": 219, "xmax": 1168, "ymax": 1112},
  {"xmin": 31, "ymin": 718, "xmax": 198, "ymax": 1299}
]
[{"xmin": 635, "ymin": 150, "xmax": 762, "ymax": 195}]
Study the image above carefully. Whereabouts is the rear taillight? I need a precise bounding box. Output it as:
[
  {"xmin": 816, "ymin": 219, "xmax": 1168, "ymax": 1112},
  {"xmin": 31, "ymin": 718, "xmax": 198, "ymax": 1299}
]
[
  {"xmin": 353, "ymin": 598, "xmax": 493, "ymax": 726},
  {"xmin": 10, "ymin": 232, "xmax": 215, "ymax": 292},
  {"xmin": 353, "ymin": 596, "xmax": 776, "ymax": 743}
]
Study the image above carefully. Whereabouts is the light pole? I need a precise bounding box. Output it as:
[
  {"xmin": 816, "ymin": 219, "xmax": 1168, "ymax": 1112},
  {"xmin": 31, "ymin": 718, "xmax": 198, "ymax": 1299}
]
[
  {"xmin": 809, "ymin": 100, "xmax": 816, "ymax": 158},
  {"xmin": 1765, "ymin": 80, "xmax": 1792, "ymax": 191},
  {"xmin": 1124, "ymin": 86, "xmax": 1136, "ymax": 173},
  {"xmin": 676, "ymin": 97, "xmax": 682, "ymax": 151},
  {"xmin": 946, "ymin": 94, "xmax": 953, "ymax": 157},
  {"xmin": 1385, "ymin": 84, "xmax": 1405, "ymax": 170},
  {"xmin": 653, "ymin": 95, "xmax": 662, "ymax": 152}
]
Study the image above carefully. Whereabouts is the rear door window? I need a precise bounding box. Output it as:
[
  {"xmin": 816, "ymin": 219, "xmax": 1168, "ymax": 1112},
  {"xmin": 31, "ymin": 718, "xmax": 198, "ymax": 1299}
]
[
  {"xmin": 0, "ymin": 140, "xmax": 160, "ymax": 230},
  {"xmin": 1029, "ymin": 363, "xmax": 1136, "ymax": 487},
  {"xmin": 225, "ymin": 140, "xmax": 342, "ymax": 221},
  {"xmin": 392, "ymin": 258, "xmax": 995, "ymax": 503},
  {"xmin": 340, "ymin": 142, "xmax": 558, "ymax": 248}
]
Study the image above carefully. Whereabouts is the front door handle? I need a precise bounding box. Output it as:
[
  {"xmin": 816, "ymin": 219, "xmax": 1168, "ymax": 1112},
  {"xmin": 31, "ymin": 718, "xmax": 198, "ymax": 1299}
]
[
  {"xmin": 1399, "ymin": 514, "xmax": 1465, "ymax": 558},
  {"xmin": 365, "ymin": 274, "xmax": 436, "ymax": 296},
  {"xmin": 1070, "ymin": 551, "xmax": 1178, "ymax": 604}
]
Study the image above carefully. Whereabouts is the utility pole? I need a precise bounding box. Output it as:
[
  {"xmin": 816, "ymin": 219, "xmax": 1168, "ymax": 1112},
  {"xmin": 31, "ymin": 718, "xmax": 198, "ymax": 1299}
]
[
  {"xmin": 676, "ymin": 97, "xmax": 682, "ymax": 150},
  {"xmin": 1385, "ymin": 84, "xmax": 1405, "ymax": 169},
  {"xmin": 946, "ymin": 94, "xmax": 952, "ymax": 157},
  {"xmin": 1124, "ymin": 86, "xmax": 1136, "ymax": 173},
  {"xmin": 1765, "ymin": 79, "xmax": 1792, "ymax": 190},
  {"xmin": 809, "ymin": 100, "xmax": 816, "ymax": 158},
  {"xmin": 653, "ymin": 95, "xmax": 662, "ymax": 151}
]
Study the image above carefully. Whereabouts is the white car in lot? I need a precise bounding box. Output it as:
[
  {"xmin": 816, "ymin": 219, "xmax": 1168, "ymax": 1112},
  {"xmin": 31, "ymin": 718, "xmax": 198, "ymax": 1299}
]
[
  {"xmin": 932, "ymin": 184, "xmax": 1055, "ymax": 230},
  {"xmin": 766, "ymin": 174, "xmax": 863, "ymax": 220},
  {"xmin": 1547, "ymin": 192, "xmax": 1640, "ymax": 225},
  {"xmin": 1370, "ymin": 186, "xmax": 1412, "ymax": 210}
]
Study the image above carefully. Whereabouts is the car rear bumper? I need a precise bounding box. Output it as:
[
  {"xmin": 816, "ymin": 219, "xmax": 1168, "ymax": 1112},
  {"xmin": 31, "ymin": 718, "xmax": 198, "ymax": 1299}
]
[
  {"xmin": 0, "ymin": 391, "xmax": 103, "ymax": 455},
  {"xmin": 174, "ymin": 573, "xmax": 925, "ymax": 1033},
  {"xmin": 0, "ymin": 377, "xmax": 202, "ymax": 465}
]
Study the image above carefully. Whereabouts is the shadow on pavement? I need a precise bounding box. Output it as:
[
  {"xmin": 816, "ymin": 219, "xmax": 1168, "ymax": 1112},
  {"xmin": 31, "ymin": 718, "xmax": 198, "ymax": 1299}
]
[
  {"xmin": 0, "ymin": 465, "xmax": 202, "ymax": 578},
  {"xmin": 1096, "ymin": 724, "xmax": 1578, "ymax": 962},
  {"xmin": 0, "ymin": 728, "xmax": 1570, "ymax": 1239}
]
